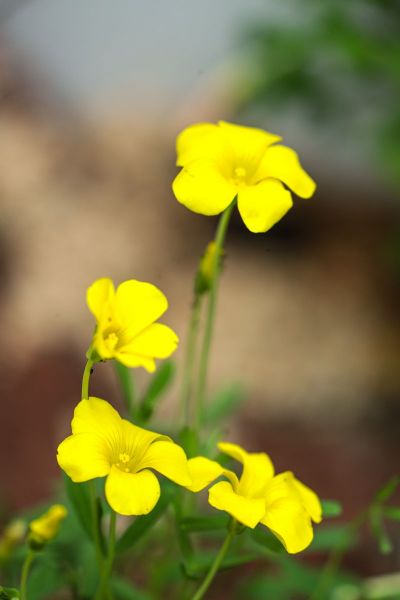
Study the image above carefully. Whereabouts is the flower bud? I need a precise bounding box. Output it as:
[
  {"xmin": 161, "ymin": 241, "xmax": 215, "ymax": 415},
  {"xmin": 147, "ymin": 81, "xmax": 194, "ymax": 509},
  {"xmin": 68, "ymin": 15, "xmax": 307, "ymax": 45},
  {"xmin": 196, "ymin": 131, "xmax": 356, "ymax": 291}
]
[
  {"xmin": 195, "ymin": 242, "xmax": 223, "ymax": 295},
  {"xmin": 28, "ymin": 504, "xmax": 67, "ymax": 550}
]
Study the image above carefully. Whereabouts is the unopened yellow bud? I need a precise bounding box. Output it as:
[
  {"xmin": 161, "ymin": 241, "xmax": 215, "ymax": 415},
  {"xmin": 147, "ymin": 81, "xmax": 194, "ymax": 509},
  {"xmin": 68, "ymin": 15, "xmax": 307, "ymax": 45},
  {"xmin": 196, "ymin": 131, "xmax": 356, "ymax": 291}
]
[
  {"xmin": 29, "ymin": 504, "xmax": 67, "ymax": 549},
  {"xmin": 195, "ymin": 242, "xmax": 222, "ymax": 295}
]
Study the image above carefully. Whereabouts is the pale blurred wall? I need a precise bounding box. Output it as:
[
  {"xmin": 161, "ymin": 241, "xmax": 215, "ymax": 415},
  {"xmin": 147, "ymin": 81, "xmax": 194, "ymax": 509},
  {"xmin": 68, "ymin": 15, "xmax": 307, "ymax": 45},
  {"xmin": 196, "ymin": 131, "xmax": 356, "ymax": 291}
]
[{"xmin": 1, "ymin": 0, "xmax": 276, "ymax": 116}]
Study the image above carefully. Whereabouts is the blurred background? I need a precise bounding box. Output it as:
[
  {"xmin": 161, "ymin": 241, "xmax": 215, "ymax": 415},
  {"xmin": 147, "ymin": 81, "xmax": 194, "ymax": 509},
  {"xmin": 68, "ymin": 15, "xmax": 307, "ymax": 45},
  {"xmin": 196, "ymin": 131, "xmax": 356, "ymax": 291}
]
[{"xmin": 0, "ymin": 0, "xmax": 400, "ymax": 585}]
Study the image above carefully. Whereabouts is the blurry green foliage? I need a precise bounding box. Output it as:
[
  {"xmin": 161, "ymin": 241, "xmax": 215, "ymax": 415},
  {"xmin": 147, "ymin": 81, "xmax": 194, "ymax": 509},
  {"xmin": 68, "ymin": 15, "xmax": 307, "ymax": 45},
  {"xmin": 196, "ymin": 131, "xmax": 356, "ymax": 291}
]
[{"xmin": 238, "ymin": 0, "xmax": 400, "ymax": 184}]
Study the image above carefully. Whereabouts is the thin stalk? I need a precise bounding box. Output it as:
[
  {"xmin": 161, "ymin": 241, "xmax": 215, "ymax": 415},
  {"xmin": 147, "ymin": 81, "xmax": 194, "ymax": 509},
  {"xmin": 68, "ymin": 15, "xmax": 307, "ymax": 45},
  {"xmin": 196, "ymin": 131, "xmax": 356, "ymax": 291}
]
[
  {"xmin": 81, "ymin": 357, "xmax": 104, "ymax": 570},
  {"xmin": 190, "ymin": 524, "xmax": 235, "ymax": 600},
  {"xmin": 194, "ymin": 201, "xmax": 235, "ymax": 429},
  {"xmin": 89, "ymin": 479, "xmax": 105, "ymax": 565},
  {"xmin": 81, "ymin": 357, "xmax": 94, "ymax": 400},
  {"xmin": 95, "ymin": 511, "xmax": 117, "ymax": 600},
  {"xmin": 180, "ymin": 291, "xmax": 203, "ymax": 426},
  {"xmin": 20, "ymin": 550, "xmax": 35, "ymax": 600}
]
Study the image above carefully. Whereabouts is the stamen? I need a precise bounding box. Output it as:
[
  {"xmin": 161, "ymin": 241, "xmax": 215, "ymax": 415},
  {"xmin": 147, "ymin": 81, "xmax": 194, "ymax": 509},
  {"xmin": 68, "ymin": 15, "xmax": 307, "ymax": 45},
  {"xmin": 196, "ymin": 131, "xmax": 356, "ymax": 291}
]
[
  {"xmin": 106, "ymin": 332, "xmax": 119, "ymax": 350},
  {"xmin": 234, "ymin": 167, "xmax": 247, "ymax": 179},
  {"xmin": 119, "ymin": 453, "xmax": 130, "ymax": 464}
]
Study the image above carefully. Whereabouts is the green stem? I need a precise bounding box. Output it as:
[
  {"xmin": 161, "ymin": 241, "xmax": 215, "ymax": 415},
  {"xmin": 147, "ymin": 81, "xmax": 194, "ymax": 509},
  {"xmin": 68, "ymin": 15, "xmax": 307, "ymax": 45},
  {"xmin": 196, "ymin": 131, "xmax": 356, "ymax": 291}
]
[
  {"xmin": 89, "ymin": 479, "xmax": 105, "ymax": 565},
  {"xmin": 194, "ymin": 200, "xmax": 235, "ymax": 429},
  {"xmin": 20, "ymin": 550, "xmax": 35, "ymax": 600},
  {"xmin": 95, "ymin": 511, "xmax": 117, "ymax": 600},
  {"xmin": 181, "ymin": 292, "xmax": 203, "ymax": 426},
  {"xmin": 190, "ymin": 524, "xmax": 235, "ymax": 600},
  {"xmin": 81, "ymin": 356, "xmax": 94, "ymax": 400},
  {"xmin": 81, "ymin": 356, "xmax": 104, "ymax": 571}
]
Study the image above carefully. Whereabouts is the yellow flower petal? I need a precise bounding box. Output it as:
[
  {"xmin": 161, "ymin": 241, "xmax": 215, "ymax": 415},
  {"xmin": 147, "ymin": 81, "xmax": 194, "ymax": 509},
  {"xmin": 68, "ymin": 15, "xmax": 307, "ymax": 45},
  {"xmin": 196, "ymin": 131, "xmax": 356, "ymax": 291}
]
[
  {"xmin": 114, "ymin": 352, "xmax": 156, "ymax": 372},
  {"xmin": 71, "ymin": 397, "xmax": 121, "ymax": 437},
  {"xmin": 257, "ymin": 145, "xmax": 316, "ymax": 198},
  {"xmin": 218, "ymin": 442, "xmax": 274, "ymax": 498},
  {"xmin": 261, "ymin": 497, "xmax": 313, "ymax": 554},
  {"xmin": 121, "ymin": 419, "xmax": 168, "ymax": 458},
  {"xmin": 185, "ymin": 457, "xmax": 226, "ymax": 492},
  {"xmin": 208, "ymin": 481, "xmax": 266, "ymax": 529},
  {"xmin": 237, "ymin": 179, "xmax": 293, "ymax": 233},
  {"xmin": 115, "ymin": 280, "xmax": 169, "ymax": 336},
  {"xmin": 292, "ymin": 475, "xmax": 322, "ymax": 524},
  {"xmin": 136, "ymin": 440, "xmax": 191, "ymax": 486},
  {"xmin": 218, "ymin": 121, "xmax": 281, "ymax": 161},
  {"xmin": 118, "ymin": 323, "xmax": 178, "ymax": 364},
  {"xmin": 172, "ymin": 160, "xmax": 237, "ymax": 216},
  {"xmin": 265, "ymin": 471, "xmax": 321, "ymax": 522},
  {"xmin": 86, "ymin": 278, "xmax": 115, "ymax": 322},
  {"xmin": 176, "ymin": 122, "xmax": 226, "ymax": 166},
  {"xmin": 105, "ymin": 466, "xmax": 160, "ymax": 515},
  {"xmin": 57, "ymin": 433, "xmax": 110, "ymax": 482}
]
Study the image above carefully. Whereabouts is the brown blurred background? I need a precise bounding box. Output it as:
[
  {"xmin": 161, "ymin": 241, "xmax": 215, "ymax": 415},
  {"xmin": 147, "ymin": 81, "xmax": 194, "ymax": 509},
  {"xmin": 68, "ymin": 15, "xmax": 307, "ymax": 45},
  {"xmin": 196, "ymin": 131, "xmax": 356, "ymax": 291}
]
[{"xmin": 0, "ymin": 0, "xmax": 400, "ymax": 580}]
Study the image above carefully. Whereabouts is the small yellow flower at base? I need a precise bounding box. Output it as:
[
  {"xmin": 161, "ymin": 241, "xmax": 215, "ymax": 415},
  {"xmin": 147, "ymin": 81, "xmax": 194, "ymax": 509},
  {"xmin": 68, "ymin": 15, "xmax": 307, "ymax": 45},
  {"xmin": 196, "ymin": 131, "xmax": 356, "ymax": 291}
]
[
  {"xmin": 57, "ymin": 397, "xmax": 192, "ymax": 516},
  {"xmin": 172, "ymin": 121, "xmax": 316, "ymax": 233},
  {"xmin": 29, "ymin": 505, "xmax": 67, "ymax": 547},
  {"xmin": 186, "ymin": 442, "xmax": 322, "ymax": 554},
  {"xmin": 87, "ymin": 278, "xmax": 178, "ymax": 373}
]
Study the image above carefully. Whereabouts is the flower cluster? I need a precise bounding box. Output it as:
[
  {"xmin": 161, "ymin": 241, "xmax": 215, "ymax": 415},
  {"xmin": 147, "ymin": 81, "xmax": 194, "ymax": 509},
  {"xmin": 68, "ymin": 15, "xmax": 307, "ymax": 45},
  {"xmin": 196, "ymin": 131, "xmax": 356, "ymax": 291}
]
[
  {"xmin": 51, "ymin": 120, "xmax": 321, "ymax": 600},
  {"xmin": 186, "ymin": 442, "xmax": 321, "ymax": 553}
]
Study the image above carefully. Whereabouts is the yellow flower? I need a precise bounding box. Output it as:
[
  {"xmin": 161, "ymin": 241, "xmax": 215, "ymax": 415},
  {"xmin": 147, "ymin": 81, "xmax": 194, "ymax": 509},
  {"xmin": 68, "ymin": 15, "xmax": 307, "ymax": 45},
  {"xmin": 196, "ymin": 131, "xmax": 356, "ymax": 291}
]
[
  {"xmin": 186, "ymin": 442, "xmax": 322, "ymax": 554},
  {"xmin": 29, "ymin": 505, "xmax": 67, "ymax": 545},
  {"xmin": 87, "ymin": 277, "xmax": 178, "ymax": 372},
  {"xmin": 57, "ymin": 397, "xmax": 192, "ymax": 516},
  {"xmin": 172, "ymin": 121, "xmax": 316, "ymax": 233}
]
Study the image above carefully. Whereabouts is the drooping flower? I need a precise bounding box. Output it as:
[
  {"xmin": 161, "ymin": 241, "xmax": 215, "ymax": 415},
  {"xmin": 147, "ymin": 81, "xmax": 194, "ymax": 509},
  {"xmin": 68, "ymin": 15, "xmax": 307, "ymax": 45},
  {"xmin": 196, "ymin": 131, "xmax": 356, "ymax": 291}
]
[
  {"xmin": 186, "ymin": 442, "xmax": 322, "ymax": 554},
  {"xmin": 57, "ymin": 397, "xmax": 192, "ymax": 516},
  {"xmin": 172, "ymin": 121, "xmax": 316, "ymax": 233},
  {"xmin": 29, "ymin": 505, "xmax": 67, "ymax": 546},
  {"xmin": 87, "ymin": 277, "xmax": 178, "ymax": 372}
]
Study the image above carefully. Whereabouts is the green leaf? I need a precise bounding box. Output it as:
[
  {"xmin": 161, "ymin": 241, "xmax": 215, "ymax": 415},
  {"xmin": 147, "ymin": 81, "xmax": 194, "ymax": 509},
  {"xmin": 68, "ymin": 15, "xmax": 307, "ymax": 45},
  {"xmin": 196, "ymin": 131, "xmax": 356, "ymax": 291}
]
[
  {"xmin": 178, "ymin": 426, "xmax": 199, "ymax": 458},
  {"xmin": 183, "ymin": 549, "xmax": 261, "ymax": 579},
  {"xmin": 370, "ymin": 508, "xmax": 394, "ymax": 555},
  {"xmin": 26, "ymin": 555, "xmax": 66, "ymax": 600},
  {"xmin": 180, "ymin": 515, "xmax": 229, "ymax": 533},
  {"xmin": 250, "ymin": 527, "xmax": 285, "ymax": 554},
  {"xmin": 63, "ymin": 474, "xmax": 93, "ymax": 541},
  {"xmin": 383, "ymin": 506, "xmax": 400, "ymax": 521},
  {"xmin": 375, "ymin": 476, "xmax": 400, "ymax": 504},
  {"xmin": 116, "ymin": 484, "xmax": 175, "ymax": 554},
  {"xmin": 0, "ymin": 588, "xmax": 19, "ymax": 600},
  {"xmin": 110, "ymin": 577, "xmax": 153, "ymax": 600},
  {"xmin": 114, "ymin": 362, "xmax": 136, "ymax": 420},
  {"xmin": 137, "ymin": 361, "xmax": 175, "ymax": 422},
  {"xmin": 309, "ymin": 525, "xmax": 354, "ymax": 552},
  {"xmin": 321, "ymin": 499, "xmax": 343, "ymax": 518},
  {"xmin": 203, "ymin": 383, "xmax": 245, "ymax": 425}
]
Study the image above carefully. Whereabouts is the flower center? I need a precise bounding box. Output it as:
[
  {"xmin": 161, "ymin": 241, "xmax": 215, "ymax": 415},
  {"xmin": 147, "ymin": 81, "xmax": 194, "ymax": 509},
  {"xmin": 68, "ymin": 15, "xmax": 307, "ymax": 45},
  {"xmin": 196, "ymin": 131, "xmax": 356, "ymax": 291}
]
[
  {"xmin": 115, "ymin": 452, "xmax": 133, "ymax": 473},
  {"xmin": 105, "ymin": 332, "xmax": 119, "ymax": 351},
  {"xmin": 232, "ymin": 166, "xmax": 248, "ymax": 186}
]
